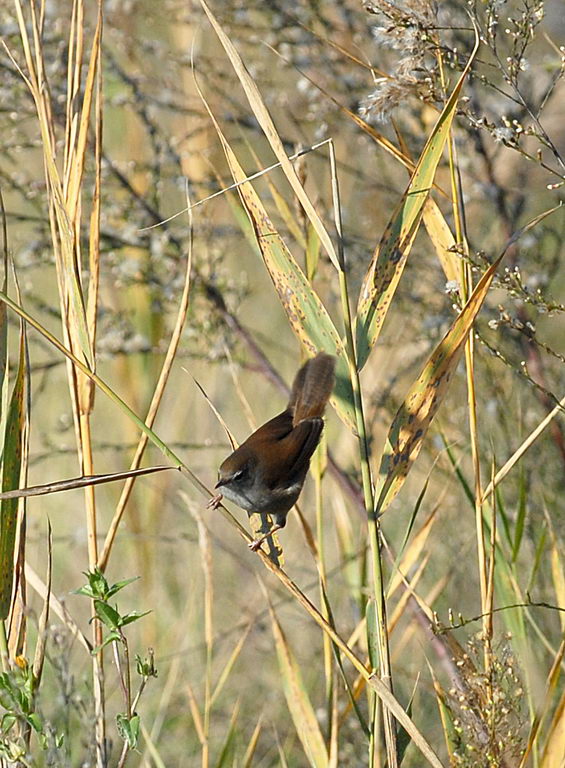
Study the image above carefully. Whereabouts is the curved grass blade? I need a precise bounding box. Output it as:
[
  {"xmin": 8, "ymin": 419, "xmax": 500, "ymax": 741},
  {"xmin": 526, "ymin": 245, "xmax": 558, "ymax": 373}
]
[
  {"xmin": 355, "ymin": 28, "xmax": 479, "ymax": 370},
  {"xmin": 375, "ymin": 251, "xmax": 503, "ymax": 517}
]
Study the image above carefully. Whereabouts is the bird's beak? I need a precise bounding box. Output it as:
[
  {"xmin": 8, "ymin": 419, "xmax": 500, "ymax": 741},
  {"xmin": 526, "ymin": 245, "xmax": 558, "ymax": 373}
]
[{"xmin": 215, "ymin": 478, "xmax": 226, "ymax": 489}]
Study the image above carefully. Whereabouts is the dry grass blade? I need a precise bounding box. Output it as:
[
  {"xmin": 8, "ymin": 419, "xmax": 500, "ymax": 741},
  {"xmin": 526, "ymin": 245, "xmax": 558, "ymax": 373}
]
[
  {"xmin": 264, "ymin": 583, "xmax": 329, "ymax": 768},
  {"xmin": 9, "ymin": 3, "xmax": 93, "ymax": 369},
  {"xmin": 482, "ymin": 391, "xmax": 565, "ymax": 502},
  {"xmin": 539, "ymin": 683, "xmax": 565, "ymax": 768},
  {"xmin": 387, "ymin": 504, "xmax": 437, "ymax": 598},
  {"xmin": 191, "ymin": 375, "xmax": 237, "ymax": 451},
  {"xmin": 244, "ymin": 137, "xmax": 307, "ymax": 249},
  {"xmin": 355, "ymin": 26, "xmax": 479, "ymax": 370},
  {"xmin": 547, "ymin": 521, "xmax": 565, "ymax": 632},
  {"xmin": 186, "ymin": 683, "xmax": 206, "ymax": 746},
  {"xmin": 422, "ymin": 199, "xmax": 460, "ymax": 284},
  {"xmin": 388, "ymin": 555, "xmax": 430, "ymax": 633},
  {"xmin": 140, "ymin": 721, "xmax": 167, "ymax": 768},
  {"xmin": 199, "ymin": 0, "xmax": 341, "ymax": 271},
  {"xmin": 64, "ymin": 3, "xmax": 102, "ymax": 222},
  {"xmin": 215, "ymin": 700, "xmax": 240, "ymax": 767},
  {"xmin": 242, "ymin": 715, "xmax": 263, "ymax": 768},
  {"xmin": 375, "ymin": 249, "xmax": 503, "ymax": 516},
  {"xmin": 189, "ymin": 502, "xmax": 214, "ymax": 768},
  {"xmin": 210, "ymin": 622, "xmax": 253, "ymax": 707},
  {"xmin": 0, "ymin": 465, "xmax": 175, "ymax": 500}
]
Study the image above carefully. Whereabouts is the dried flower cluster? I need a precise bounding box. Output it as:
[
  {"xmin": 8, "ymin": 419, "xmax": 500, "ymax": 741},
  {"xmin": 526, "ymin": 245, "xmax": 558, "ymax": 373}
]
[
  {"xmin": 359, "ymin": 0, "xmax": 439, "ymax": 121},
  {"xmin": 448, "ymin": 633, "xmax": 526, "ymax": 767}
]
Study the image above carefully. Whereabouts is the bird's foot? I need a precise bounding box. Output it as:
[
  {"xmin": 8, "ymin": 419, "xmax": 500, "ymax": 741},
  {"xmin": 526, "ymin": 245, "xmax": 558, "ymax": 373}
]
[
  {"xmin": 207, "ymin": 493, "xmax": 223, "ymax": 509},
  {"xmin": 248, "ymin": 523, "xmax": 283, "ymax": 553}
]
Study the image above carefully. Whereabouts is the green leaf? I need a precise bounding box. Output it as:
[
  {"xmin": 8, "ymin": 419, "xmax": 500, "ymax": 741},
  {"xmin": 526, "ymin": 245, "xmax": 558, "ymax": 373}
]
[
  {"xmin": 76, "ymin": 567, "xmax": 110, "ymax": 600},
  {"xmin": 106, "ymin": 576, "xmax": 140, "ymax": 599},
  {"xmin": 117, "ymin": 713, "xmax": 140, "ymax": 750},
  {"xmin": 119, "ymin": 609, "xmax": 151, "ymax": 627},
  {"xmin": 1, "ymin": 713, "xmax": 17, "ymax": 734},
  {"xmin": 27, "ymin": 712, "xmax": 43, "ymax": 734},
  {"xmin": 94, "ymin": 600, "xmax": 121, "ymax": 630},
  {"xmin": 91, "ymin": 631, "xmax": 121, "ymax": 655},
  {"xmin": 0, "ymin": 331, "xmax": 26, "ymax": 620}
]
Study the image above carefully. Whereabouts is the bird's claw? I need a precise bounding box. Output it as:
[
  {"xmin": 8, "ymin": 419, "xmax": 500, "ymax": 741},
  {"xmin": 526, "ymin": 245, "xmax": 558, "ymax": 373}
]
[{"xmin": 207, "ymin": 493, "xmax": 223, "ymax": 510}]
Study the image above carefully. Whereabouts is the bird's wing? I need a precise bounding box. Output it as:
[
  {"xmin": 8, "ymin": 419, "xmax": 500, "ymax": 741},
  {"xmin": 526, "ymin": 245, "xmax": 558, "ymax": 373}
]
[{"xmin": 272, "ymin": 417, "xmax": 324, "ymax": 486}]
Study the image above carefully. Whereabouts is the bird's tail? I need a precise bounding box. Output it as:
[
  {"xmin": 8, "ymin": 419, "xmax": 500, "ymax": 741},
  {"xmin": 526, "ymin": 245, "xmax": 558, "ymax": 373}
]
[{"xmin": 288, "ymin": 353, "xmax": 336, "ymax": 425}]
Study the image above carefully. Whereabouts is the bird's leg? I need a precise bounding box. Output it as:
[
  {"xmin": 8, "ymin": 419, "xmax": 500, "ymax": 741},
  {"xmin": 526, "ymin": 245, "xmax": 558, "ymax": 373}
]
[
  {"xmin": 249, "ymin": 524, "xmax": 284, "ymax": 552},
  {"xmin": 206, "ymin": 493, "xmax": 223, "ymax": 509}
]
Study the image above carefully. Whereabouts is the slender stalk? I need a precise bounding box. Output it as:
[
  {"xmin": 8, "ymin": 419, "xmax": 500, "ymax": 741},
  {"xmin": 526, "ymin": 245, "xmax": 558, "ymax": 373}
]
[
  {"xmin": 313, "ymin": 443, "xmax": 334, "ymax": 739},
  {"xmin": 329, "ymin": 142, "xmax": 398, "ymax": 767}
]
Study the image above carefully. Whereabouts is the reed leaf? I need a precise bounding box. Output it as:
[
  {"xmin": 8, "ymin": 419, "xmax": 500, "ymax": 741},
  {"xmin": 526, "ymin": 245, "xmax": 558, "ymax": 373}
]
[
  {"xmin": 375, "ymin": 250, "xmax": 503, "ymax": 516},
  {"xmin": 355, "ymin": 28, "xmax": 479, "ymax": 370}
]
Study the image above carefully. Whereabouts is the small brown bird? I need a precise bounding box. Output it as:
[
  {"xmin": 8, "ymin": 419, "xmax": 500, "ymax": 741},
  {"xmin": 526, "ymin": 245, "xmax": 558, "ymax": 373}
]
[{"xmin": 208, "ymin": 353, "xmax": 336, "ymax": 551}]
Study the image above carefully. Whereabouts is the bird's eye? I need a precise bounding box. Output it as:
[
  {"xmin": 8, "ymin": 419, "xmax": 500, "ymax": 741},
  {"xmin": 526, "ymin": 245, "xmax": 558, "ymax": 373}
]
[{"xmin": 232, "ymin": 468, "xmax": 247, "ymax": 482}]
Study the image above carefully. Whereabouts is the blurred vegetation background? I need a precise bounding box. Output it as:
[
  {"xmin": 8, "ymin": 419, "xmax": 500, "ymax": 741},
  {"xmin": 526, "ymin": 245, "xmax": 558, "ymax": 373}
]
[{"xmin": 0, "ymin": 0, "xmax": 564, "ymax": 766}]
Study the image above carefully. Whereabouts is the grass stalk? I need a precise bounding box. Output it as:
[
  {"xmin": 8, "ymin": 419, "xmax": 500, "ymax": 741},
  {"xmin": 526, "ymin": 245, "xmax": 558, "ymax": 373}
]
[
  {"xmin": 314, "ymin": 442, "xmax": 335, "ymax": 738},
  {"xmin": 329, "ymin": 142, "xmax": 398, "ymax": 766}
]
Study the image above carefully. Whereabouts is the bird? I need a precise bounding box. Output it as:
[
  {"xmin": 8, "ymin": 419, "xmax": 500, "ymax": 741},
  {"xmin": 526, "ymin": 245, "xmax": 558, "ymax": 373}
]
[{"xmin": 208, "ymin": 353, "xmax": 336, "ymax": 551}]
